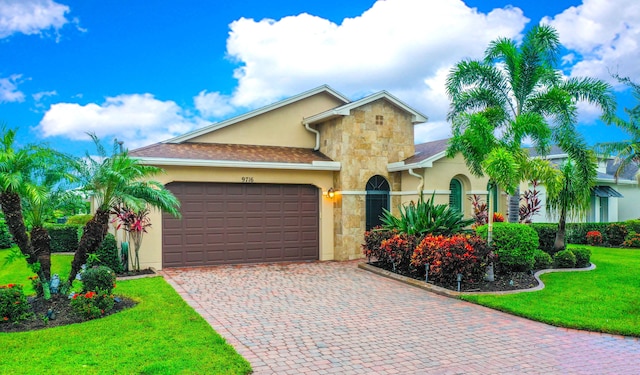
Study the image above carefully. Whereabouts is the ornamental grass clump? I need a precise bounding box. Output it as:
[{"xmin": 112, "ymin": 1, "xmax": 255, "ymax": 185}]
[
  {"xmin": 0, "ymin": 284, "xmax": 31, "ymax": 323},
  {"xmin": 411, "ymin": 234, "xmax": 490, "ymax": 286}
]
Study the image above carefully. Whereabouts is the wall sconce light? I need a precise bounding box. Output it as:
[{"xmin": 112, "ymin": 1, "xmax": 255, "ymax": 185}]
[{"xmin": 327, "ymin": 187, "xmax": 335, "ymax": 199}]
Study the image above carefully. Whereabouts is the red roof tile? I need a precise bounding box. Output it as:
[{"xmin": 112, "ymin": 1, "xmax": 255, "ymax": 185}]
[{"xmin": 129, "ymin": 142, "xmax": 334, "ymax": 164}]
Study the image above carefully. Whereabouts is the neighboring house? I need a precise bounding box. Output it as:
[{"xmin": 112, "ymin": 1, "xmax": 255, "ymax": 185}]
[
  {"xmin": 527, "ymin": 146, "xmax": 640, "ymax": 224},
  {"xmin": 129, "ymin": 85, "xmax": 498, "ymax": 270}
]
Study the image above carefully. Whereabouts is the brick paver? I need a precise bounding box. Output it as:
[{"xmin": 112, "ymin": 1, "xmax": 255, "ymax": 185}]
[{"xmin": 160, "ymin": 261, "xmax": 640, "ymax": 374}]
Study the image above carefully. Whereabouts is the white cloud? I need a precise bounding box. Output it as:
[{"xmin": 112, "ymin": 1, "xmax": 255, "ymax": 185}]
[
  {"xmin": 224, "ymin": 0, "xmax": 528, "ymax": 114},
  {"xmin": 194, "ymin": 90, "xmax": 235, "ymax": 119},
  {"xmin": 0, "ymin": 0, "xmax": 70, "ymax": 39},
  {"xmin": 0, "ymin": 74, "xmax": 25, "ymax": 103},
  {"xmin": 543, "ymin": 0, "xmax": 640, "ymax": 83},
  {"xmin": 37, "ymin": 94, "xmax": 205, "ymax": 149},
  {"xmin": 32, "ymin": 90, "xmax": 57, "ymax": 101}
]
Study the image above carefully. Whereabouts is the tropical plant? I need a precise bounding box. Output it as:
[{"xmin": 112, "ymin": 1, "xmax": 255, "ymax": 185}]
[
  {"xmin": 547, "ymin": 158, "xmax": 597, "ymax": 252},
  {"xmin": 468, "ymin": 194, "xmax": 488, "ymax": 227},
  {"xmin": 380, "ymin": 193, "xmax": 474, "ymax": 236},
  {"xmin": 112, "ymin": 205, "xmax": 152, "ymax": 271},
  {"xmin": 67, "ymin": 135, "xmax": 181, "ymax": 284},
  {"xmin": 445, "ymin": 24, "xmax": 615, "ymax": 225},
  {"xmin": 0, "ymin": 126, "xmax": 75, "ymax": 298},
  {"xmin": 519, "ymin": 180, "xmax": 542, "ymax": 223},
  {"xmin": 594, "ymin": 75, "xmax": 640, "ymax": 182}
]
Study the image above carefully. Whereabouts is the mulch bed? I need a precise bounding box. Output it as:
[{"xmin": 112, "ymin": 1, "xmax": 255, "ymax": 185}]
[
  {"xmin": 369, "ymin": 261, "xmax": 539, "ymax": 292},
  {"xmin": 0, "ymin": 294, "xmax": 137, "ymax": 333},
  {"xmin": 117, "ymin": 268, "xmax": 156, "ymax": 278}
]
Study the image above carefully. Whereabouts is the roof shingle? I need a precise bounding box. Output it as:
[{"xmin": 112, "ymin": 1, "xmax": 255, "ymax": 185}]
[{"xmin": 129, "ymin": 142, "xmax": 334, "ymax": 164}]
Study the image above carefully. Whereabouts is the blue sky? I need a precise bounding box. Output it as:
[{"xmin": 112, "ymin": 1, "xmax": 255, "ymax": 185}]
[{"xmin": 2, "ymin": 0, "xmax": 639, "ymax": 156}]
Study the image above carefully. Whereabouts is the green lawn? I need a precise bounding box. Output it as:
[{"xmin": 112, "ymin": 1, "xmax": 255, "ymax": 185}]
[
  {"xmin": 0, "ymin": 249, "xmax": 252, "ymax": 374},
  {"xmin": 461, "ymin": 245, "xmax": 640, "ymax": 337}
]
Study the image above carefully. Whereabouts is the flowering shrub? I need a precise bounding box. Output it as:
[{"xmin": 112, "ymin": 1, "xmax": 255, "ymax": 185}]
[
  {"xmin": 70, "ymin": 290, "xmax": 115, "ymax": 320},
  {"xmin": 623, "ymin": 232, "xmax": 640, "ymax": 248},
  {"xmin": 81, "ymin": 266, "xmax": 116, "ymax": 294},
  {"xmin": 0, "ymin": 284, "xmax": 31, "ymax": 323},
  {"xmin": 586, "ymin": 231, "xmax": 603, "ymax": 246},
  {"xmin": 411, "ymin": 234, "xmax": 490, "ymax": 285},
  {"xmin": 493, "ymin": 212, "xmax": 505, "ymax": 223}
]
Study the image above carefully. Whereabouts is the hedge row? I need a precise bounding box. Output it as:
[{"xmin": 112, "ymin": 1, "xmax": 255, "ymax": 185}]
[
  {"xmin": 43, "ymin": 224, "xmax": 81, "ymax": 253},
  {"xmin": 0, "ymin": 220, "xmax": 13, "ymax": 249}
]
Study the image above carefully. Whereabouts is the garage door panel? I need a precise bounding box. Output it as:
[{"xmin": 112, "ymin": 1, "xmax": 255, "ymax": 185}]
[{"xmin": 163, "ymin": 182, "xmax": 319, "ymax": 267}]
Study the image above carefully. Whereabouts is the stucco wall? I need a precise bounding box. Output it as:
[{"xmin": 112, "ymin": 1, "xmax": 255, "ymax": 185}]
[
  {"xmin": 189, "ymin": 92, "xmax": 344, "ymax": 148},
  {"xmin": 137, "ymin": 165, "xmax": 335, "ymax": 270}
]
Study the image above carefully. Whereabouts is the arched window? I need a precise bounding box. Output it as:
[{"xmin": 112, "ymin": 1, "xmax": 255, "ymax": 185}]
[
  {"xmin": 366, "ymin": 175, "xmax": 390, "ymax": 230},
  {"xmin": 449, "ymin": 179, "xmax": 463, "ymax": 213}
]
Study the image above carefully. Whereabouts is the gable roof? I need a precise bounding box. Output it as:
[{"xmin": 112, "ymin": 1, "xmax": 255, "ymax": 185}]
[
  {"xmin": 387, "ymin": 138, "xmax": 449, "ymax": 172},
  {"xmin": 166, "ymin": 85, "xmax": 351, "ymax": 144},
  {"xmin": 129, "ymin": 142, "xmax": 340, "ymax": 171},
  {"xmin": 303, "ymin": 90, "xmax": 428, "ymax": 125}
]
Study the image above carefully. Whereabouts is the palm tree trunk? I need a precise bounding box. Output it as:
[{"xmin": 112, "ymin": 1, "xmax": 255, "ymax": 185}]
[
  {"xmin": 68, "ymin": 209, "xmax": 110, "ymax": 284},
  {"xmin": 508, "ymin": 186, "xmax": 520, "ymax": 223},
  {"xmin": 553, "ymin": 208, "xmax": 567, "ymax": 253},
  {"xmin": 0, "ymin": 192, "xmax": 36, "ymax": 265},
  {"xmin": 31, "ymin": 226, "xmax": 52, "ymax": 281}
]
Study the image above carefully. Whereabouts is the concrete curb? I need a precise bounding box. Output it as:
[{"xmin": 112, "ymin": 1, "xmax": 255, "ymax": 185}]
[{"xmin": 357, "ymin": 262, "xmax": 597, "ymax": 298}]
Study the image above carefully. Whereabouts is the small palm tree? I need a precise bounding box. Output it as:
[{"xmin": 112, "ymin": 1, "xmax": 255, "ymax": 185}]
[
  {"xmin": 0, "ymin": 127, "xmax": 72, "ymax": 297},
  {"xmin": 595, "ymin": 76, "xmax": 640, "ymax": 181},
  {"xmin": 67, "ymin": 135, "xmax": 181, "ymax": 283},
  {"xmin": 546, "ymin": 156, "xmax": 596, "ymax": 251},
  {"xmin": 446, "ymin": 24, "xmax": 615, "ymax": 223}
]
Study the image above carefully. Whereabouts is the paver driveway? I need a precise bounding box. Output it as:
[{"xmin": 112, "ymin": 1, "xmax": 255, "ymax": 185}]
[{"xmin": 160, "ymin": 261, "xmax": 640, "ymax": 374}]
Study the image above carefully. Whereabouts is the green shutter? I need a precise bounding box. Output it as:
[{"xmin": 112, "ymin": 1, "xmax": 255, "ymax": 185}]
[{"xmin": 449, "ymin": 179, "xmax": 462, "ymax": 212}]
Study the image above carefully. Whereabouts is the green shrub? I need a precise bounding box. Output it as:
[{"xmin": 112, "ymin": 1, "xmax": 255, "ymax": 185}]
[
  {"xmin": 0, "ymin": 284, "xmax": 31, "ymax": 323},
  {"xmin": 554, "ymin": 249, "xmax": 576, "ymax": 268},
  {"xmin": 381, "ymin": 194, "xmax": 474, "ymax": 236},
  {"xmin": 533, "ymin": 249, "xmax": 553, "ymax": 270},
  {"xmin": 70, "ymin": 290, "xmax": 115, "ymax": 320},
  {"xmin": 0, "ymin": 219, "xmax": 13, "ymax": 249},
  {"xmin": 476, "ymin": 223, "xmax": 538, "ymax": 273},
  {"xmin": 529, "ymin": 223, "xmax": 557, "ymax": 254},
  {"xmin": 44, "ymin": 224, "xmax": 80, "ymax": 252},
  {"xmin": 624, "ymin": 219, "xmax": 640, "ymax": 235},
  {"xmin": 605, "ymin": 223, "xmax": 628, "ymax": 246},
  {"xmin": 566, "ymin": 223, "xmax": 609, "ymax": 244},
  {"xmin": 88, "ymin": 234, "xmax": 123, "ymax": 274},
  {"xmin": 66, "ymin": 214, "xmax": 93, "ymax": 226},
  {"xmin": 572, "ymin": 247, "xmax": 592, "ymax": 268},
  {"xmin": 623, "ymin": 231, "xmax": 640, "ymax": 248},
  {"xmin": 81, "ymin": 266, "xmax": 116, "ymax": 294}
]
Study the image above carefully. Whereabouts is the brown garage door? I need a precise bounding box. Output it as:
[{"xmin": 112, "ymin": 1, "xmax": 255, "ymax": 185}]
[{"xmin": 162, "ymin": 182, "xmax": 319, "ymax": 267}]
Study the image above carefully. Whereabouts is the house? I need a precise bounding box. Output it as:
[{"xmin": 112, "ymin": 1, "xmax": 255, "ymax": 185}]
[
  {"xmin": 527, "ymin": 146, "xmax": 640, "ymax": 223},
  {"xmin": 129, "ymin": 85, "xmax": 497, "ymax": 269}
]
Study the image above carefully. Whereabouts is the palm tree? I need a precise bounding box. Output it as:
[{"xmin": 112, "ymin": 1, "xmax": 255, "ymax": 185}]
[
  {"xmin": 546, "ymin": 156, "xmax": 596, "ymax": 252},
  {"xmin": 67, "ymin": 135, "xmax": 181, "ymax": 283},
  {"xmin": 446, "ymin": 24, "xmax": 615, "ymax": 223},
  {"xmin": 0, "ymin": 127, "xmax": 67, "ymax": 295},
  {"xmin": 595, "ymin": 76, "xmax": 640, "ymax": 181}
]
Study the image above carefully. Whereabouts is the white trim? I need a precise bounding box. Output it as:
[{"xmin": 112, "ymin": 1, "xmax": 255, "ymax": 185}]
[
  {"xmin": 596, "ymin": 178, "xmax": 638, "ymax": 185},
  {"xmin": 167, "ymin": 85, "xmax": 351, "ymax": 143},
  {"xmin": 135, "ymin": 157, "xmax": 341, "ymax": 171},
  {"xmin": 387, "ymin": 151, "xmax": 447, "ymax": 172},
  {"xmin": 466, "ymin": 190, "xmax": 490, "ymax": 195},
  {"xmin": 304, "ymin": 90, "xmax": 428, "ymax": 125},
  {"xmin": 391, "ymin": 190, "xmax": 451, "ymax": 196}
]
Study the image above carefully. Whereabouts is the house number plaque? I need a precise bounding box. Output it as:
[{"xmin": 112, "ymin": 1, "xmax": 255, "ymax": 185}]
[{"xmin": 241, "ymin": 177, "xmax": 255, "ymax": 183}]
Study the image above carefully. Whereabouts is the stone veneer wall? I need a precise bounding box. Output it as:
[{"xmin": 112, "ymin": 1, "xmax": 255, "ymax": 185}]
[{"xmin": 319, "ymin": 99, "xmax": 415, "ymax": 260}]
